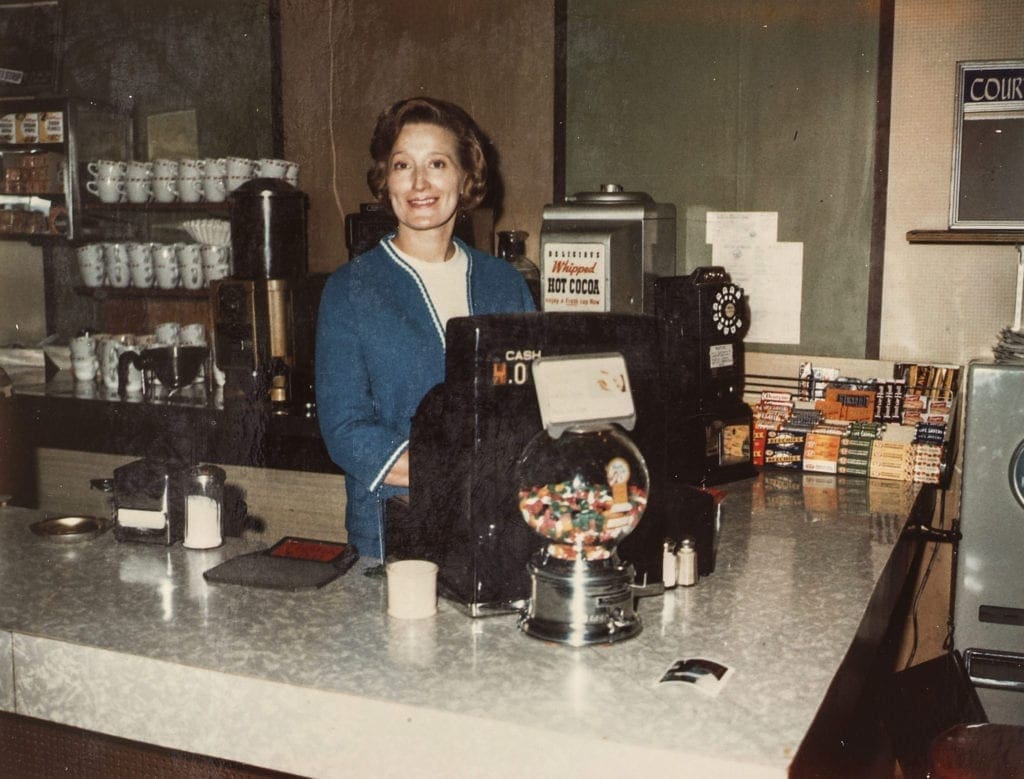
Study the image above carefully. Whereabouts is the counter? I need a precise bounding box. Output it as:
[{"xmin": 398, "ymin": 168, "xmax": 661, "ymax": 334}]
[
  {"xmin": 13, "ymin": 373, "xmax": 336, "ymax": 473},
  {"xmin": 0, "ymin": 471, "xmax": 930, "ymax": 777}
]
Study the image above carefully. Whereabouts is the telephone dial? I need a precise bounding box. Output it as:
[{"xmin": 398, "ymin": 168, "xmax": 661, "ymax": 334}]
[{"xmin": 655, "ymin": 267, "xmax": 756, "ymax": 485}]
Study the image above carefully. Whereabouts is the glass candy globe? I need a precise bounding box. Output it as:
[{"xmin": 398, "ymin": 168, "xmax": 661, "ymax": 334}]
[{"xmin": 515, "ymin": 425, "xmax": 650, "ymax": 562}]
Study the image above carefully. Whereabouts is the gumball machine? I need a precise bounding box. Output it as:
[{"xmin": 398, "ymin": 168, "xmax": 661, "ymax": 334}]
[
  {"xmin": 515, "ymin": 354, "xmax": 653, "ymax": 646},
  {"xmin": 517, "ymin": 425, "xmax": 650, "ymax": 645}
]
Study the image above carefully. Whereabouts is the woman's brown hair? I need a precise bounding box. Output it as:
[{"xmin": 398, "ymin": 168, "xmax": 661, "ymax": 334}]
[{"xmin": 367, "ymin": 96, "xmax": 489, "ymax": 212}]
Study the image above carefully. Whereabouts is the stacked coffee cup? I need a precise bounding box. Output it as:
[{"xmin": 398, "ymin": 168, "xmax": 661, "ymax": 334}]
[
  {"xmin": 85, "ymin": 160, "xmax": 127, "ymax": 203},
  {"xmin": 76, "ymin": 241, "xmax": 233, "ymax": 290},
  {"xmin": 86, "ymin": 157, "xmax": 301, "ymax": 205}
]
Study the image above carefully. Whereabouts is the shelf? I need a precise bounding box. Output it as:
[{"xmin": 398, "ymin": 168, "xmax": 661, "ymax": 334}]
[
  {"xmin": 1, "ymin": 232, "xmax": 62, "ymax": 244},
  {"xmin": 82, "ymin": 201, "xmax": 230, "ymax": 214},
  {"xmin": 73, "ymin": 285, "xmax": 210, "ymax": 300},
  {"xmin": 0, "ymin": 143, "xmax": 64, "ymax": 153},
  {"xmin": 907, "ymin": 229, "xmax": 1024, "ymax": 245},
  {"xmin": 0, "ymin": 191, "xmax": 64, "ymax": 199}
]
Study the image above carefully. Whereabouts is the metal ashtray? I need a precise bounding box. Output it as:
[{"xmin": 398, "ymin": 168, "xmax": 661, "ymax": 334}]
[{"xmin": 30, "ymin": 515, "xmax": 111, "ymax": 541}]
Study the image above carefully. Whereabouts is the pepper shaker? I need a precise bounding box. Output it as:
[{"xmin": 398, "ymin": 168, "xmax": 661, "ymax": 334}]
[{"xmin": 677, "ymin": 537, "xmax": 698, "ymax": 587}]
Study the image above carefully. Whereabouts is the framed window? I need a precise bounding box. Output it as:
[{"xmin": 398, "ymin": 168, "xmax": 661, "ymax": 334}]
[{"xmin": 950, "ymin": 60, "xmax": 1024, "ymax": 230}]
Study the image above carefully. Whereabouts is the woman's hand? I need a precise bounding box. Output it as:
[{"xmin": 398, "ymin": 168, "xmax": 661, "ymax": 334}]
[{"xmin": 384, "ymin": 450, "xmax": 410, "ymax": 488}]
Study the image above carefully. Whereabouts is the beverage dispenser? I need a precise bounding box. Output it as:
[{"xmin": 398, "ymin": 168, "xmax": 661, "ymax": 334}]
[
  {"xmin": 539, "ymin": 185, "xmax": 675, "ymax": 314},
  {"xmin": 212, "ymin": 179, "xmax": 322, "ymax": 408}
]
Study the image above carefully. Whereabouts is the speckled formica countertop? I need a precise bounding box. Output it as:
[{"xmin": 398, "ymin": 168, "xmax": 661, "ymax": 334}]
[{"xmin": 0, "ymin": 471, "xmax": 924, "ymax": 777}]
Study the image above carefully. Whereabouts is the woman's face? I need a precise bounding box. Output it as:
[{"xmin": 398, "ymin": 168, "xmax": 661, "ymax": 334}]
[{"xmin": 386, "ymin": 122, "xmax": 466, "ymax": 238}]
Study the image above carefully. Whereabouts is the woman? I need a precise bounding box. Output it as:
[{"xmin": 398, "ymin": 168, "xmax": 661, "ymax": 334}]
[{"xmin": 315, "ymin": 97, "xmax": 536, "ymax": 559}]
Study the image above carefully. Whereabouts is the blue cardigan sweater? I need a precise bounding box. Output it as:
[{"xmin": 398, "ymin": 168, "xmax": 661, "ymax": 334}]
[{"xmin": 315, "ymin": 236, "xmax": 536, "ymax": 558}]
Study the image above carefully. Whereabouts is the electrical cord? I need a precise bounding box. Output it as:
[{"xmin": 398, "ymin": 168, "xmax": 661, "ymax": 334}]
[
  {"xmin": 904, "ymin": 487, "xmax": 953, "ymax": 670},
  {"xmin": 327, "ymin": 0, "xmax": 346, "ymax": 227}
]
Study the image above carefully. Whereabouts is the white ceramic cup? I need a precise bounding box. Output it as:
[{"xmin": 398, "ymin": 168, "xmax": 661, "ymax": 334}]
[
  {"xmin": 226, "ymin": 156, "xmax": 255, "ymax": 177},
  {"xmin": 126, "ymin": 242, "xmax": 155, "ymax": 288},
  {"xmin": 69, "ymin": 334, "xmax": 96, "ymax": 359},
  {"xmin": 86, "ymin": 176, "xmax": 125, "ymax": 203},
  {"xmin": 176, "ymin": 243, "xmax": 204, "ymax": 289},
  {"xmin": 153, "ymin": 176, "xmax": 178, "ymax": 203},
  {"xmin": 200, "ymin": 244, "xmax": 231, "ymax": 284},
  {"xmin": 202, "ymin": 175, "xmax": 226, "ymax": 203},
  {"xmin": 88, "ymin": 159, "xmax": 127, "ymax": 178},
  {"xmin": 386, "ymin": 560, "xmax": 439, "ymax": 619},
  {"xmin": 103, "ymin": 243, "xmax": 130, "ymax": 288},
  {"xmin": 126, "ymin": 160, "xmax": 153, "ymax": 179},
  {"xmin": 125, "ymin": 177, "xmax": 153, "ymax": 204},
  {"xmin": 73, "ymin": 381, "xmax": 98, "ymax": 399},
  {"xmin": 179, "ymin": 322, "xmax": 206, "ymax": 345},
  {"xmin": 98, "ymin": 335, "xmax": 133, "ymax": 391},
  {"xmin": 152, "ymin": 158, "xmax": 180, "ymax": 178},
  {"xmin": 203, "ymin": 158, "xmax": 227, "ymax": 177},
  {"xmin": 71, "ymin": 354, "xmax": 99, "ymax": 382},
  {"xmin": 255, "ymin": 158, "xmax": 290, "ymax": 178},
  {"xmin": 153, "ymin": 244, "xmax": 180, "ymax": 289},
  {"xmin": 226, "ymin": 157, "xmax": 255, "ymax": 192},
  {"xmin": 118, "ymin": 345, "xmax": 143, "ymax": 392},
  {"xmin": 76, "ymin": 244, "xmax": 106, "ymax": 287},
  {"xmin": 178, "ymin": 174, "xmax": 203, "ymax": 203},
  {"xmin": 226, "ymin": 175, "xmax": 252, "ymax": 193},
  {"xmin": 154, "ymin": 321, "xmax": 181, "ymax": 345}
]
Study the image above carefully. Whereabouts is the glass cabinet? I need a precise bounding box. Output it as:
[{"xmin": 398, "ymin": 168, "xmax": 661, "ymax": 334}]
[{"xmin": 0, "ymin": 96, "xmax": 131, "ymax": 242}]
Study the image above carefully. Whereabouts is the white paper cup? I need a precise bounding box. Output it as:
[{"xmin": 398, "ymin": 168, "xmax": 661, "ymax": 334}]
[{"xmin": 386, "ymin": 560, "xmax": 438, "ymax": 619}]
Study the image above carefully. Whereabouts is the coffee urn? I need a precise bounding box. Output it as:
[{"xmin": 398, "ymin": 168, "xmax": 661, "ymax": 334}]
[{"xmin": 212, "ymin": 178, "xmax": 321, "ymax": 408}]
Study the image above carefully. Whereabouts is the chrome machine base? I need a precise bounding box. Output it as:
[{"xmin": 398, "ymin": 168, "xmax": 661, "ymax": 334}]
[{"xmin": 519, "ymin": 554, "xmax": 641, "ymax": 646}]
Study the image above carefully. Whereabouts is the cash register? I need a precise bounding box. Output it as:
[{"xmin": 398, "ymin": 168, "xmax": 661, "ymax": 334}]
[{"xmin": 390, "ymin": 312, "xmax": 718, "ymax": 616}]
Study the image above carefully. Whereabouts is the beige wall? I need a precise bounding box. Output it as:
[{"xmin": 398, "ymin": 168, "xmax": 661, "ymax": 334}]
[
  {"xmin": 279, "ymin": 0, "xmax": 555, "ymax": 272},
  {"xmin": 0, "ymin": 244, "xmax": 46, "ymax": 346},
  {"xmin": 881, "ymin": 0, "xmax": 1023, "ymax": 366}
]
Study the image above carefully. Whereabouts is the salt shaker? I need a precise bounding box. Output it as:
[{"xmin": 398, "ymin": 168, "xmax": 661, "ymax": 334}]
[
  {"xmin": 677, "ymin": 538, "xmax": 698, "ymax": 586},
  {"xmin": 662, "ymin": 540, "xmax": 678, "ymax": 588},
  {"xmin": 183, "ymin": 464, "xmax": 226, "ymax": 549}
]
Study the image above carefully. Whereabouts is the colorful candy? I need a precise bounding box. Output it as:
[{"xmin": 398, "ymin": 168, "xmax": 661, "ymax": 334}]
[{"xmin": 518, "ymin": 477, "xmax": 647, "ymax": 560}]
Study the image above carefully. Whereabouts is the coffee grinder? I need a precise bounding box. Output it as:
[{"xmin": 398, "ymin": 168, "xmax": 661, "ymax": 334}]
[{"xmin": 212, "ymin": 178, "xmax": 322, "ymax": 408}]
